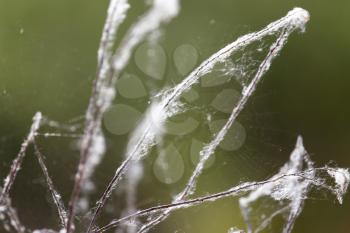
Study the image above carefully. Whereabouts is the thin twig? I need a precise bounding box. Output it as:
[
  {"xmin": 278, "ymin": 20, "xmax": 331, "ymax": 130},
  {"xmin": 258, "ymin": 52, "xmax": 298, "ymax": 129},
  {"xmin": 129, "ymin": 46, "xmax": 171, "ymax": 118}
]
[
  {"xmin": 0, "ymin": 188, "xmax": 26, "ymax": 233},
  {"xmin": 33, "ymin": 142, "xmax": 68, "ymax": 228},
  {"xmin": 86, "ymin": 0, "xmax": 180, "ymax": 231},
  {"xmin": 138, "ymin": 9, "xmax": 309, "ymax": 233},
  {"xmin": 89, "ymin": 8, "xmax": 310, "ymax": 233},
  {"xmin": 66, "ymin": 0, "xmax": 130, "ymax": 232},
  {"xmin": 95, "ymin": 173, "xmax": 324, "ymax": 233},
  {"xmin": 0, "ymin": 112, "xmax": 42, "ymax": 203}
]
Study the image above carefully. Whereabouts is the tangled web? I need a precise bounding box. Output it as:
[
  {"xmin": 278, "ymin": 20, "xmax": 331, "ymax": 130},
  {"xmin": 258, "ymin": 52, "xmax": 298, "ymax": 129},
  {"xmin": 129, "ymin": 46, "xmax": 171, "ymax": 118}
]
[{"xmin": 0, "ymin": 1, "xmax": 348, "ymax": 233}]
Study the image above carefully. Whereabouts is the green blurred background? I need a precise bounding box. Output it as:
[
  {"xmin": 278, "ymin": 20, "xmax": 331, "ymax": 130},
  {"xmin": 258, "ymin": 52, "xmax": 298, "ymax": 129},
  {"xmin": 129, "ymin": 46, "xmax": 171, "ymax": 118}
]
[{"xmin": 0, "ymin": 0, "xmax": 349, "ymax": 232}]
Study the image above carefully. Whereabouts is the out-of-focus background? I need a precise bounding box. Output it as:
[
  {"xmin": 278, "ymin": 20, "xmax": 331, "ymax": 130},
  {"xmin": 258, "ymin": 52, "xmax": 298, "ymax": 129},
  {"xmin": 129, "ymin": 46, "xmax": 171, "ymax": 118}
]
[{"xmin": 0, "ymin": 0, "xmax": 349, "ymax": 232}]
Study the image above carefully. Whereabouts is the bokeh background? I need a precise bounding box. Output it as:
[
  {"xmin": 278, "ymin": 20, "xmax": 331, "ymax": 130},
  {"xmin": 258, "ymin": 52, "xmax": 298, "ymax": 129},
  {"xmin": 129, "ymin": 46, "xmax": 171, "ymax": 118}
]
[{"xmin": 0, "ymin": 0, "xmax": 349, "ymax": 232}]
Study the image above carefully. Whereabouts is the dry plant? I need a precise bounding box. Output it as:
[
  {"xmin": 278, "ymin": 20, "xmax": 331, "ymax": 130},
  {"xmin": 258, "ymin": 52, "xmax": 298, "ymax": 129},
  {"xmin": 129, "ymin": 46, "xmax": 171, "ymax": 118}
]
[{"xmin": 0, "ymin": 1, "xmax": 348, "ymax": 233}]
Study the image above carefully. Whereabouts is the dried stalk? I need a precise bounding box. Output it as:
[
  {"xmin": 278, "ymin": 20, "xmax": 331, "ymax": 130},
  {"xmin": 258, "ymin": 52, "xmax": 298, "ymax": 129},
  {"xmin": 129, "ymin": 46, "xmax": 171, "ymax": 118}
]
[
  {"xmin": 0, "ymin": 188, "xmax": 26, "ymax": 233},
  {"xmin": 95, "ymin": 174, "xmax": 303, "ymax": 232},
  {"xmin": 86, "ymin": 0, "xmax": 180, "ymax": 231},
  {"xmin": 96, "ymin": 168, "xmax": 345, "ymax": 233},
  {"xmin": 66, "ymin": 0, "xmax": 130, "ymax": 231},
  {"xmin": 138, "ymin": 8, "xmax": 310, "ymax": 233},
  {"xmin": 0, "ymin": 112, "xmax": 42, "ymax": 233},
  {"xmin": 0, "ymin": 112, "xmax": 42, "ymax": 203},
  {"xmin": 33, "ymin": 142, "xmax": 68, "ymax": 228},
  {"xmin": 87, "ymin": 8, "xmax": 310, "ymax": 233},
  {"xmin": 0, "ymin": 2, "xmax": 348, "ymax": 233}
]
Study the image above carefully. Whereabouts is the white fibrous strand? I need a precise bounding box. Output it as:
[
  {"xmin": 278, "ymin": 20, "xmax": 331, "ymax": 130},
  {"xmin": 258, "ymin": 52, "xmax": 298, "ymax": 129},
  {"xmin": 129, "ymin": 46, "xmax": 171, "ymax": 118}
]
[
  {"xmin": 112, "ymin": 0, "xmax": 180, "ymax": 73},
  {"xmin": 238, "ymin": 137, "xmax": 349, "ymax": 233},
  {"xmin": 0, "ymin": 187, "xmax": 25, "ymax": 233},
  {"xmin": 64, "ymin": 0, "xmax": 131, "ymax": 231},
  {"xmin": 1, "ymin": 2, "xmax": 349, "ymax": 233},
  {"xmin": 35, "ymin": 132, "xmax": 83, "ymax": 138},
  {"xmin": 0, "ymin": 113, "xmax": 42, "ymax": 233},
  {"xmin": 137, "ymin": 8, "xmax": 310, "ymax": 233},
  {"xmin": 0, "ymin": 112, "xmax": 42, "ymax": 203},
  {"xmin": 33, "ymin": 142, "xmax": 68, "ymax": 228},
  {"xmin": 95, "ymin": 175, "xmax": 300, "ymax": 232},
  {"xmin": 33, "ymin": 229, "xmax": 59, "ymax": 233},
  {"xmin": 98, "ymin": 0, "xmax": 130, "ymax": 66},
  {"xmin": 75, "ymin": 0, "xmax": 180, "ymax": 232},
  {"xmin": 107, "ymin": 12, "xmax": 310, "ymax": 222},
  {"xmin": 122, "ymin": 102, "xmax": 168, "ymax": 233},
  {"xmin": 87, "ymin": 102, "xmax": 167, "ymax": 232},
  {"xmin": 228, "ymin": 227, "xmax": 245, "ymax": 233},
  {"xmin": 122, "ymin": 162, "xmax": 144, "ymax": 233},
  {"xmin": 94, "ymin": 136, "xmax": 349, "ymax": 233},
  {"xmin": 158, "ymin": 8, "xmax": 310, "ymax": 108},
  {"xmin": 239, "ymin": 136, "xmax": 313, "ymax": 233},
  {"xmin": 326, "ymin": 167, "xmax": 350, "ymax": 204},
  {"xmin": 41, "ymin": 117, "xmax": 83, "ymax": 133}
]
